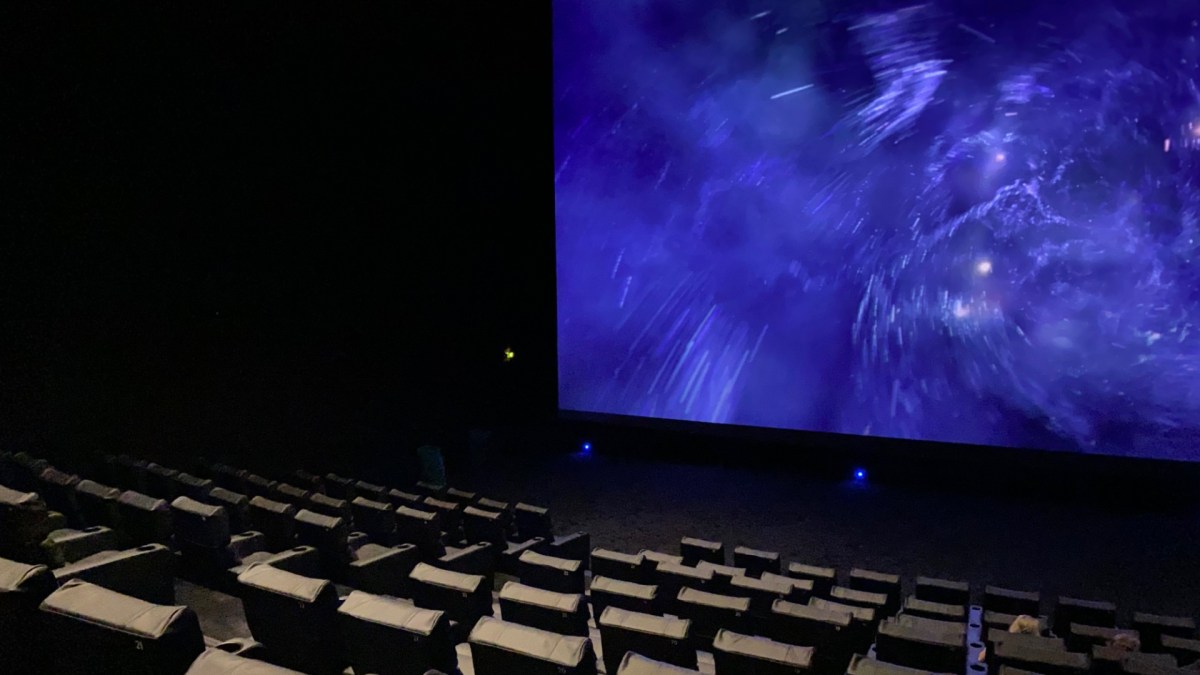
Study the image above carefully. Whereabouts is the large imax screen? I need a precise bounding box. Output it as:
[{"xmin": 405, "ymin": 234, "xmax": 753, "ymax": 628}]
[{"xmin": 554, "ymin": 1, "xmax": 1200, "ymax": 460}]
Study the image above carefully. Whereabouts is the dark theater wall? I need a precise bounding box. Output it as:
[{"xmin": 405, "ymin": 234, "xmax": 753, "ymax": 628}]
[{"xmin": 2, "ymin": 4, "xmax": 556, "ymax": 470}]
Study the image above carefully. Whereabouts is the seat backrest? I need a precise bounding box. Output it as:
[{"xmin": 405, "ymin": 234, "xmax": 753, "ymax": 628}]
[
  {"xmin": 616, "ymin": 652, "xmax": 702, "ymax": 675},
  {"xmin": 0, "ymin": 557, "xmax": 58, "ymax": 667},
  {"xmin": 236, "ymin": 564, "xmax": 341, "ymax": 674},
  {"xmin": 53, "ymin": 543, "xmax": 176, "ymax": 605},
  {"xmin": 732, "ymin": 546, "xmax": 781, "ymax": 577},
  {"xmin": 307, "ymin": 492, "xmax": 351, "ymax": 520},
  {"xmin": 352, "ymin": 496, "xmax": 396, "ymax": 541},
  {"xmin": 499, "ymin": 580, "xmax": 589, "ymax": 637},
  {"xmin": 272, "ymin": 482, "xmax": 311, "ymax": 504},
  {"xmin": 171, "ymin": 496, "xmax": 231, "ymax": 550},
  {"xmin": 711, "ymin": 628, "xmax": 814, "ymax": 675},
  {"xmin": 520, "ymin": 548, "xmax": 586, "ymax": 593},
  {"xmin": 915, "ymin": 577, "xmax": 970, "ymax": 606},
  {"xmin": 876, "ymin": 617, "xmax": 967, "ymax": 674},
  {"xmin": 395, "ymin": 504, "xmax": 443, "ymax": 556},
  {"xmin": 75, "ymin": 479, "xmax": 122, "ymax": 528},
  {"xmin": 116, "ymin": 490, "xmax": 174, "ymax": 546},
  {"xmin": 848, "ymin": 654, "xmax": 950, "ymax": 675},
  {"xmin": 337, "ymin": 590, "xmax": 456, "ymax": 675},
  {"xmin": 39, "ymin": 578, "xmax": 204, "ymax": 675},
  {"xmin": 514, "ymin": 502, "xmax": 553, "ymax": 539},
  {"xmin": 145, "ymin": 463, "xmax": 181, "ymax": 500},
  {"xmin": 248, "ymin": 496, "xmax": 297, "ymax": 550},
  {"xmin": 207, "ymin": 487, "xmax": 251, "ymax": 533},
  {"xmin": 408, "ymin": 561, "xmax": 491, "ymax": 624},
  {"xmin": 592, "ymin": 548, "xmax": 649, "ymax": 584},
  {"xmin": 172, "ymin": 474, "xmax": 215, "ymax": 502},
  {"xmin": 0, "ymin": 483, "xmax": 63, "ymax": 561},
  {"xmin": 469, "ymin": 615, "xmax": 597, "ymax": 675},
  {"xmin": 598, "ymin": 605, "xmax": 694, "ymax": 675},
  {"xmin": 243, "ymin": 474, "xmax": 278, "ymax": 499},
  {"xmin": 354, "ymin": 480, "xmax": 388, "ymax": 502},
  {"xmin": 985, "ymin": 586, "xmax": 1041, "ymax": 617},
  {"xmin": 293, "ymin": 509, "xmax": 350, "ymax": 575},
  {"xmin": 462, "ymin": 505, "xmax": 506, "ymax": 545},
  {"xmin": 680, "ymin": 537, "xmax": 725, "ymax": 566},
  {"xmin": 323, "ymin": 473, "xmax": 356, "ymax": 501},
  {"xmin": 184, "ymin": 648, "xmax": 305, "ymax": 674},
  {"xmin": 37, "ymin": 466, "xmax": 82, "ymax": 521},
  {"xmin": 1053, "ymin": 596, "xmax": 1116, "ymax": 637},
  {"xmin": 589, "ymin": 575, "xmax": 659, "ymax": 619}
]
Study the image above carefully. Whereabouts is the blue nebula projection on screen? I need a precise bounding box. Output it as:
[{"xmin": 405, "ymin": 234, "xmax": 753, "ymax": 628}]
[{"xmin": 554, "ymin": 0, "xmax": 1200, "ymax": 460}]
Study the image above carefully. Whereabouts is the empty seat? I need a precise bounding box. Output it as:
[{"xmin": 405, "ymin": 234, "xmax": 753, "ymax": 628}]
[
  {"xmin": 143, "ymin": 463, "xmax": 180, "ymax": 500},
  {"xmin": 903, "ymin": 596, "xmax": 967, "ymax": 622},
  {"xmin": 499, "ymin": 580, "xmax": 589, "ymax": 636},
  {"xmin": 787, "ymin": 562, "xmax": 837, "ymax": 597},
  {"xmin": 243, "ymin": 474, "xmax": 277, "ymax": 499},
  {"xmin": 0, "ymin": 557, "xmax": 58, "ymax": 668},
  {"xmin": 681, "ymin": 536, "xmax": 725, "ymax": 565},
  {"xmin": 271, "ymin": 482, "xmax": 310, "ymax": 505},
  {"xmin": 294, "ymin": 508, "xmax": 420, "ymax": 594},
  {"xmin": 986, "ymin": 586, "xmax": 1041, "ymax": 617},
  {"xmin": 395, "ymin": 504, "xmax": 443, "ymax": 557},
  {"xmin": 207, "ymin": 487, "xmax": 252, "ymax": 533},
  {"xmin": 388, "ymin": 488, "xmax": 422, "ymax": 506},
  {"xmin": 598, "ymin": 606, "xmax": 695, "ymax": 674},
  {"xmin": 409, "ymin": 561, "xmax": 492, "ymax": 625},
  {"xmin": 237, "ymin": 564, "xmax": 342, "ymax": 674},
  {"xmin": 37, "ymin": 466, "xmax": 82, "ymax": 524},
  {"xmin": 729, "ymin": 571, "xmax": 809, "ymax": 615},
  {"xmin": 1053, "ymin": 596, "xmax": 1116, "ymax": 637},
  {"xmin": 354, "ymin": 480, "xmax": 388, "ymax": 502},
  {"xmin": 847, "ymin": 654, "xmax": 952, "ymax": 675},
  {"xmin": 117, "ymin": 490, "xmax": 173, "ymax": 546},
  {"xmin": 184, "ymin": 648, "xmax": 305, "ymax": 674},
  {"xmin": 423, "ymin": 496, "xmax": 464, "ymax": 537},
  {"xmin": 1066, "ymin": 624, "xmax": 1135, "ymax": 653},
  {"xmin": 590, "ymin": 575, "xmax": 659, "ymax": 619},
  {"xmin": 875, "ymin": 617, "xmax": 966, "ymax": 674},
  {"xmin": 353, "ymin": 496, "xmax": 397, "ymax": 544},
  {"xmin": 674, "ymin": 586, "xmax": 751, "ymax": 641},
  {"xmin": 41, "ymin": 525, "xmax": 120, "ymax": 567},
  {"xmin": 653, "ymin": 560, "xmax": 713, "ymax": 611},
  {"xmin": 478, "ymin": 496, "xmax": 511, "ymax": 513},
  {"xmin": 894, "ymin": 613, "xmax": 967, "ymax": 637},
  {"xmin": 989, "ymin": 637, "xmax": 1089, "ymax": 675},
  {"xmin": 307, "ymin": 492, "xmax": 351, "ymax": 520},
  {"xmin": 463, "ymin": 505, "xmax": 508, "ymax": 545},
  {"xmin": 712, "ymin": 628, "xmax": 814, "ymax": 675},
  {"xmin": 1132, "ymin": 613, "xmax": 1196, "ymax": 653},
  {"xmin": 468, "ymin": 615, "xmax": 597, "ymax": 675},
  {"xmin": 436, "ymin": 541, "xmax": 497, "ymax": 580},
  {"xmin": 446, "ymin": 487, "xmax": 477, "ymax": 503},
  {"xmin": 337, "ymin": 589, "xmax": 456, "ymax": 675},
  {"xmin": 171, "ymin": 473, "xmax": 215, "ymax": 502},
  {"xmin": 0, "ymin": 484, "xmax": 67, "ymax": 562},
  {"xmin": 915, "ymin": 576, "xmax": 970, "ymax": 607},
  {"xmin": 209, "ymin": 463, "xmax": 248, "ymax": 493},
  {"xmin": 323, "ymin": 473, "xmax": 356, "ymax": 501},
  {"xmin": 53, "ymin": 543, "xmax": 175, "ymax": 604},
  {"xmin": 733, "ymin": 546, "xmax": 781, "ymax": 577},
  {"xmin": 546, "ymin": 530, "xmax": 592, "ymax": 567},
  {"xmin": 109, "ymin": 456, "xmax": 148, "ymax": 492},
  {"xmin": 289, "ymin": 469, "xmax": 324, "ymax": 493},
  {"xmin": 642, "ymin": 549, "xmax": 685, "ymax": 566},
  {"xmin": 810, "ymin": 597, "xmax": 879, "ymax": 652},
  {"xmin": 5, "ymin": 452, "xmax": 49, "ymax": 491},
  {"xmin": 616, "ymin": 652, "xmax": 702, "ymax": 674},
  {"xmin": 764, "ymin": 599, "xmax": 852, "ymax": 652},
  {"xmin": 831, "ymin": 585, "xmax": 889, "ymax": 614},
  {"xmin": 519, "ymin": 548, "xmax": 585, "ymax": 593},
  {"xmin": 592, "ymin": 547, "xmax": 651, "ymax": 583},
  {"xmin": 292, "ymin": 508, "xmax": 353, "ymax": 574},
  {"xmin": 514, "ymin": 502, "xmax": 553, "ymax": 539},
  {"xmin": 1162, "ymin": 636, "xmax": 1200, "ymax": 666},
  {"xmin": 697, "ymin": 560, "xmax": 748, "ymax": 591},
  {"xmin": 39, "ymin": 579, "xmax": 204, "ymax": 675},
  {"xmin": 75, "ymin": 479, "xmax": 122, "ymax": 529},
  {"xmin": 171, "ymin": 496, "xmax": 265, "ymax": 571},
  {"xmin": 248, "ymin": 496, "xmax": 296, "ymax": 551},
  {"xmin": 850, "ymin": 568, "xmax": 901, "ymax": 613}
]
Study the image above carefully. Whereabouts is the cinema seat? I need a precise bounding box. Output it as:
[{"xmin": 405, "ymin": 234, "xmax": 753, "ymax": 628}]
[
  {"xmin": 307, "ymin": 491, "xmax": 351, "ymax": 520},
  {"xmin": 519, "ymin": 548, "xmax": 585, "ymax": 593},
  {"xmin": 988, "ymin": 638, "xmax": 1089, "ymax": 675},
  {"xmin": 53, "ymin": 543, "xmax": 175, "ymax": 604},
  {"xmin": 423, "ymin": 496, "xmax": 465, "ymax": 537},
  {"xmin": 5, "ymin": 452, "xmax": 49, "ymax": 492},
  {"xmin": 293, "ymin": 508, "xmax": 418, "ymax": 591},
  {"xmin": 712, "ymin": 628, "xmax": 814, "ymax": 675},
  {"xmin": 1090, "ymin": 645, "xmax": 1176, "ymax": 675},
  {"xmin": 436, "ymin": 541, "xmax": 496, "ymax": 581},
  {"xmin": 850, "ymin": 568, "xmax": 902, "ymax": 614},
  {"xmin": 515, "ymin": 502, "xmax": 553, "ymax": 539},
  {"xmin": 831, "ymin": 585, "xmax": 889, "ymax": 615},
  {"xmin": 616, "ymin": 652, "xmax": 703, "ymax": 674},
  {"xmin": 875, "ymin": 616, "xmax": 966, "ymax": 674},
  {"xmin": 681, "ymin": 536, "xmax": 725, "ymax": 565},
  {"xmin": 75, "ymin": 479, "xmax": 122, "ymax": 529},
  {"xmin": 903, "ymin": 596, "xmax": 968, "ymax": 622},
  {"xmin": 590, "ymin": 575, "xmax": 659, "ymax": 619},
  {"xmin": 243, "ymin": 474, "xmax": 278, "ymax": 499},
  {"xmin": 355, "ymin": 495, "xmax": 399, "ymax": 544},
  {"xmin": 810, "ymin": 597, "xmax": 879, "ymax": 651},
  {"xmin": 787, "ymin": 562, "xmax": 837, "ymax": 597},
  {"xmin": 409, "ymin": 561, "xmax": 492, "ymax": 625},
  {"xmin": 598, "ymin": 606, "xmax": 696, "ymax": 674},
  {"xmin": 734, "ymin": 545, "xmax": 781, "ymax": 577},
  {"xmin": 0, "ymin": 484, "xmax": 66, "ymax": 563},
  {"xmin": 146, "ymin": 463, "xmax": 181, "ymax": 500},
  {"xmin": 727, "ymin": 571, "xmax": 809, "ymax": 618},
  {"xmin": 499, "ymin": 580, "xmax": 589, "ymax": 636},
  {"xmin": 207, "ymin": 487, "xmax": 252, "ymax": 533},
  {"xmin": 674, "ymin": 586, "xmax": 751, "ymax": 642},
  {"xmin": 1161, "ymin": 635, "xmax": 1200, "ymax": 666},
  {"xmin": 698, "ymin": 560, "xmax": 748, "ymax": 591},
  {"xmin": 1053, "ymin": 596, "xmax": 1116, "ymax": 637},
  {"xmin": 983, "ymin": 611, "xmax": 1048, "ymax": 638},
  {"xmin": 396, "ymin": 504, "xmax": 444, "ymax": 557},
  {"xmin": 337, "ymin": 590, "xmax": 457, "ymax": 675},
  {"xmin": 41, "ymin": 524, "xmax": 120, "ymax": 566},
  {"xmin": 763, "ymin": 598, "xmax": 852, "ymax": 647},
  {"xmin": 469, "ymin": 615, "xmax": 597, "ymax": 675},
  {"xmin": 171, "ymin": 496, "xmax": 268, "ymax": 572},
  {"xmin": 642, "ymin": 549, "xmax": 685, "ymax": 566},
  {"xmin": 446, "ymin": 487, "xmax": 478, "ymax": 503},
  {"xmin": 915, "ymin": 576, "xmax": 970, "ymax": 607},
  {"xmin": 388, "ymin": 488, "xmax": 423, "ymax": 506},
  {"xmin": 271, "ymin": 482, "xmax": 310, "ymax": 505},
  {"xmin": 464, "ymin": 505, "xmax": 508, "ymax": 545},
  {"xmin": 985, "ymin": 631, "xmax": 1064, "ymax": 660},
  {"xmin": 209, "ymin": 463, "xmax": 249, "ymax": 493},
  {"xmin": 545, "ymin": 530, "xmax": 592, "ymax": 567},
  {"xmin": 116, "ymin": 489, "xmax": 173, "ymax": 546},
  {"xmin": 592, "ymin": 548, "xmax": 650, "ymax": 583},
  {"xmin": 0, "ymin": 556, "xmax": 57, "ymax": 668},
  {"xmin": 289, "ymin": 469, "xmax": 324, "ymax": 494},
  {"xmin": 1066, "ymin": 623, "xmax": 1135, "ymax": 653},
  {"xmin": 847, "ymin": 654, "xmax": 951, "ymax": 675},
  {"xmin": 172, "ymin": 473, "xmax": 215, "ymax": 502},
  {"xmin": 478, "ymin": 496, "xmax": 511, "ymax": 514},
  {"xmin": 1132, "ymin": 613, "xmax": 1196, "ymax": 653},
  {"xmin": 653, "ymin": 560, "xmax": 713, "ymax": 611},
  {"xmin": 110, "ymin": 455, "xmax": 150, "ymax": 493},
  {"xmin": 985, "ymin": 586, "xmax": 1041, "ymax": 617},
  {"xmin": 184, "ymin": 648, "xmax": 305, "ymax": 674},
  {"xmin": 36, "ymin": 466, "xmax": 82, "ymax": 525},
  {"xmin": 237, "ymin": 564, "xmax": 342, "ymax": 674},
  {"xmin": 354, "ymin": 480, "xmax": 388, "ymax": 502},
  {"xmin": 248, "ymin": 496, "xmax": 297, "ymax": 551},
  {"xmin": 323, "ymin": 473, "xmax": 356, "ymax": 501},
  {"xmin": 39, "ymin": 579, "xmax": 205, "ymax": 675}
]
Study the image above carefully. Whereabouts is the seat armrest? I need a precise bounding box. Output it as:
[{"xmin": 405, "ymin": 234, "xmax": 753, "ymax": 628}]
[
  {"xmin": 41, "ymin": 526, "xmax": 119, "ymax": 567},
  {"xmin": 229, "ymin": 531, "xmax": 267, "ymax": 561},
  {"xmin": 265, "ymin": 545, "xmax": 321, "ymax": 578},
  {"xmin": 546, "ymin": 531, "xmax": 591, "ymax": 568},
  {"xmin": 347, "ymin": 531, "xmax": 370, "ymax": 552},
  {"xmin": 211, "ymin": 637, "xmax": 267, "ymax": 659},
  {"xmin": 348, "ymin": 544, "xmax": 420, "ymax": 597}
]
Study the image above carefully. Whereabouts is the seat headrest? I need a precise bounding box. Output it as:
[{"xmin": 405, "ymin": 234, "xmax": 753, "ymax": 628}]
[
  {"xmin": 207, "ymin": 487, "xmax": 248, "ymax": 507},
  {"xmin": 592, "ymin": 548, "xmax": 643, "ymax": 565},
  {"xmin": 771, "ymin": 599, "xmax": 852, "ymax": 627},
  {"xmin": 713, "ymin": 629, "xmax": 813, "ymax": 667},
  {"xmin": 409, "ymin": 562, "xmax": 482, "ymax": 592},
  {"xmin": 171, "ymin": 496, "xmax": 223, "ymax": 519},
  {"xmin": 677, "ymin": 587, "xmax": 750, "ymax": 611},
  {"xmin": 0, "ymin": 557, "xmax": 55, "ymax": 595},
  {"xmin": 589, "ymin": 576, "xmax": 657, "ymax": 600},
  {"xmin": 0, "ymin": 484, "xmax": 43, "ymax": 507},
  {"xmin": 118, "ymin": 490, "xmax": 168, "ymax": 512},
  {"xmin": 338, "ymin": 590, "xmax": 445, "ymax": 635},
  {"xmin": 463, "ymin": 505, "xmax": 501, "ymax": 520},
  {"xmin": 174, "ymin": 473, "xmax": 213, "ymax": 489},
  {"xmin": 500, "ymin": 581, "xmax": 582, "ymax": 612},
  {"xmin": 519, "ymin": 549, "xmax": 581, "ymax": 572},
  {"xmin": 396, "ymin": 505, "xmax": 438, "ymax": 522},
  {"xmin": 248, "ymin": 496, "xmax": 294, "ymax": 515},
  {"xmin": 237, "ymin": 564, "xmax": 331, "ymax": 603},
  {"xmin": 654, "ymin": 560, "xmax": 711, "ymax": 580},
  {"xmin": 185, "ymin": 648, "xmax": 305, "ymax": 674},
  {"xmin": 75, "ymin": 479, "xmax": 121, "ymax": 500},
  {"xmin": 351, "ymin": 496, "xmax": 390, "ymax": 512},
  {"xmin": 294, "ymin": 508, "xmax": 343, "ymax": 531},
  {"xmin": 308, "ymin": 493, "xmax": 347, "ymax": 510},
  {"xmin": 469, "ymin": 616, "xmax": 591, "ymax": 667},
  {"xmin": 598, "ymin": 606, "xmax": 690, "ymax": 638},
  {"xmin": 616, "ymin": 651, "xmax": 702, "ymax": 674},
  {"xmin": 40, "ymin": 578, "xmax": 195, "ymax": 639},
  {"xmin": 39, "ymin": 467, "xmax": 80, "ymax": 487},
  {"xmin": 514, "ymin": 502, "xmax": 548, "ymax": 516},
  {"xmin": 146, "ymin": 463, "xmax": 178, "ymax": 478}
]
